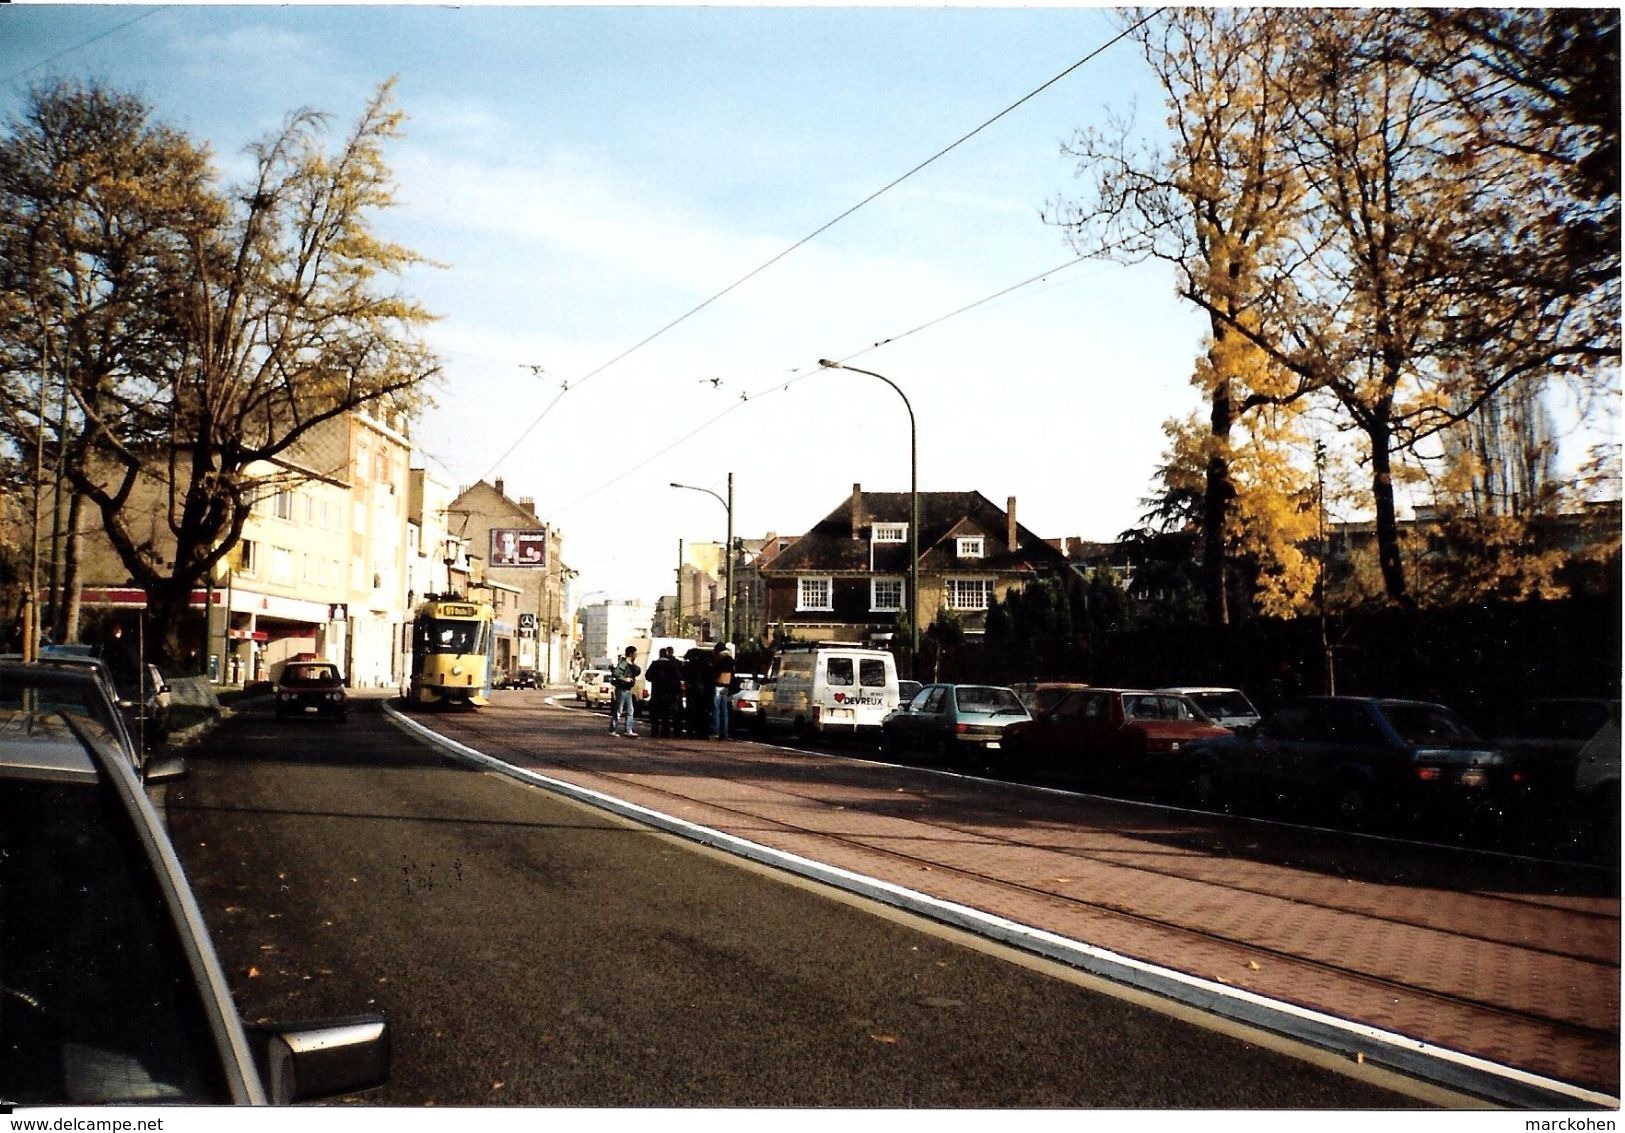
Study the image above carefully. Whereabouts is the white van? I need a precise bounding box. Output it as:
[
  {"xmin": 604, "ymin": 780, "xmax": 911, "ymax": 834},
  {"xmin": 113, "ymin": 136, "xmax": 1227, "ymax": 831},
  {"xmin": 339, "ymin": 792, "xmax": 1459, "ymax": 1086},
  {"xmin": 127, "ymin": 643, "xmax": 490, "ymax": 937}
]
[{"xmin": 758, "ymin": 644, "xmax": 899, "ymax": 737}]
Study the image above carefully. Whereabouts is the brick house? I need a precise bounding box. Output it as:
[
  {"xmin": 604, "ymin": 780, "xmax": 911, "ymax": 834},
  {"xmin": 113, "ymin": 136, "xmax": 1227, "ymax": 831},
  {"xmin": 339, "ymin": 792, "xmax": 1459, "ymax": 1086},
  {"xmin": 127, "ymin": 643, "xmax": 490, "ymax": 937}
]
[{"xmin": 759, "ymin": 484, "xmax": 1066, "ymax": 645}]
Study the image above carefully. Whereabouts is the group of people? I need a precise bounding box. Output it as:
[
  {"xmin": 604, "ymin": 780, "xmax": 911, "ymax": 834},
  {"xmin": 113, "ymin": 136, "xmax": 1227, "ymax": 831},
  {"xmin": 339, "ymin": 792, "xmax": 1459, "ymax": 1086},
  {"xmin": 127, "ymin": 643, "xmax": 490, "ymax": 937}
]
[{"xmin": 607, "ymin": 640, "xmax": 738, "ymax": 740}]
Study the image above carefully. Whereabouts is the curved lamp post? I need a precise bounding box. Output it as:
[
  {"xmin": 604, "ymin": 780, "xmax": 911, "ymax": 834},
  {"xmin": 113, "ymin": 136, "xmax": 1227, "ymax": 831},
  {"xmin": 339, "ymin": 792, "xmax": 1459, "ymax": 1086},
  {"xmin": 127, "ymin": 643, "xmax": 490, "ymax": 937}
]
[
  {"xmin": 817, "ymin": 360, "xmax": 918, "ymax": 671},
  {"xmin": 670, "ymin": 474, "xmax": 734, "ymax": 645}
]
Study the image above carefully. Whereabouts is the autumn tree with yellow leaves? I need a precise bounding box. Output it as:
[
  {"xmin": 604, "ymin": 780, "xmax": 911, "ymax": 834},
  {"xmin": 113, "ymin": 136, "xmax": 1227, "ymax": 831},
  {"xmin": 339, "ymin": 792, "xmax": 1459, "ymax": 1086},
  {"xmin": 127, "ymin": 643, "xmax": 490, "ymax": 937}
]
[
  {"xmin": 1055, "ymin": 8, "xmax": 1619, "ymax": 615},
  {"xmin": 0, "ymin": 79, "xmax": 439, "ymax": 663}
]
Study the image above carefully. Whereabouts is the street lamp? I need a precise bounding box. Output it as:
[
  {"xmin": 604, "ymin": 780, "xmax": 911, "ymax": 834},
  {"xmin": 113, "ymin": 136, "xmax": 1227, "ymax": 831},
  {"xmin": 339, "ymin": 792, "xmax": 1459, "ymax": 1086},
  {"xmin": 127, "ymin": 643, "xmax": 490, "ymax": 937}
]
[
  {"xmin": 670, "ymin": 474, "xmax": 734, "ymax": 645},
  {"xmin": 818, "ymin": 360, "xmax": 918, "ymax": 671}
]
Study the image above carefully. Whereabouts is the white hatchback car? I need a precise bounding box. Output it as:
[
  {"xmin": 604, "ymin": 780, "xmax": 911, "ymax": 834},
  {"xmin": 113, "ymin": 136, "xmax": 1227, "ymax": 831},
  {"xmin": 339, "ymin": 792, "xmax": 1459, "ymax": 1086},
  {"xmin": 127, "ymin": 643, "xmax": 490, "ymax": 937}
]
[{"xmin": 1155, "ymin": 686, "xmax": 1261, "ymax": 730}]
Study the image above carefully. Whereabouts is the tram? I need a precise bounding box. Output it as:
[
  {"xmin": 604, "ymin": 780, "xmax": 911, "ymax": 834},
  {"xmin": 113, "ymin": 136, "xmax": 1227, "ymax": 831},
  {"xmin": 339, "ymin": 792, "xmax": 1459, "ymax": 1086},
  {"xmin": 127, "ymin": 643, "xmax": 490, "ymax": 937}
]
[{"xmin": 406, "ymin": 595, "xmax": 496, "ymax": 707}]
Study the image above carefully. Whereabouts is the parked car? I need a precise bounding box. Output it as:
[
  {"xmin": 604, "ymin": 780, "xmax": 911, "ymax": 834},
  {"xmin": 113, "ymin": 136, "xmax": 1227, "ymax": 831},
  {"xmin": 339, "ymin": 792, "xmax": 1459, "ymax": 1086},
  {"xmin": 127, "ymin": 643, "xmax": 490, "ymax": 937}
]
[
  {"xmin": 273, "ymin": 661, "xmax": 348, "ymax": 721},
  {"xmin": 0, "ymin": 654, "xmax": 159, "ymax": 777},
  {"xmin": 1492, "ymin": 697, "xmax": 1621, "ymax": 806},
  {"xmin": 881, "ymin": 683, "xmax": 1030, "ymax": 761},
  {"xmin": 0, "ymin": 695, "xmax": 389, "ymax": 1104},
  {"xmin": 1155, "ymin": 686, "xmax": 1261, "ymax": 730},
  {"xmin": 578, "ymin": 669, "xmax": 614, "ymax": 709},
  {"xmin": 729, "ymin": 674, "xmax": 767, "ymax": 733},
  {"xmin": 758, "ymin": 645, "xmax": 899, "ymax": 737},
  {"xmin": 131, "ymin": 662, "xmax": 173, "ymax": 750},
  {"xmin": 1573, "ymin": 713, "xmax": 1621, "ymax": 850},
  {"xmin": 512, "ymin": 668, "xmax": 539, "ymax": 690},
  {"xmin": 1010, "ymin": 680, "xmax": 1091, "ymax": 717},
  {"xmin": 1004, "ymin": 688, "xmax": 1230, "ymax": 792},
  {"xmin": 1185, "ymin": 696, "xmax": 1518, "ymax": 828}
]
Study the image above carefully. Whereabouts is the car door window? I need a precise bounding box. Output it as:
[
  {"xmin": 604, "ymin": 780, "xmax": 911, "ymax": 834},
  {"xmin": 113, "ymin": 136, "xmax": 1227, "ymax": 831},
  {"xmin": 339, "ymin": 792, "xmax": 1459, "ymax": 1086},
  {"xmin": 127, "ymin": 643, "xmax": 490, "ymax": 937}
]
[
  {"xmin": 858, "ymin": 659, "xmax": 887, "ymax": 688},
  {"xmin": 922, "ymin": 687, "xmax": 948, "ymax": 714},
  {"xmin": 825, "ymin": 658, "xmax": 854, "ymax": 687},
  {"xmin": 1261, "ymin": 703, "xmax": 1316, "ymax": 741},
  {"xmin": 907, "ymin": 687, "xmax": 933, "ymax": 712}
]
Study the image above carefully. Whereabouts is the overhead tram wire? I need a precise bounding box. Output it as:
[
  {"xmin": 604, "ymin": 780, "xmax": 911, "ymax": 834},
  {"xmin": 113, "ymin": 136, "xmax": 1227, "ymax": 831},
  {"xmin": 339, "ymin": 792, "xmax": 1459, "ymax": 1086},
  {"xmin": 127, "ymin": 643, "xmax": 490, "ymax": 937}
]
[
  {"xmin": 541, "ymin": 252, "xmax": 1105, "ymax": 521},
  {"xmin": 0, "ymin": 9, "xmax": 162, "ymax": 88},
  {"xmin": 476, "ymin": 8, "xmax": 1166, "ymax": 485}
]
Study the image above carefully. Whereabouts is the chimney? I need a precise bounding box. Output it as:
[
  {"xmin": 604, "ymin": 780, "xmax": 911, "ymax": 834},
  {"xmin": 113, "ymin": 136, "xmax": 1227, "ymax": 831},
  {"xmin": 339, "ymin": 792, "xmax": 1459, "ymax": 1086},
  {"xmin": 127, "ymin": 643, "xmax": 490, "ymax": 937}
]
[
  {"xmin": 519, "ymin": 495, "xmax": 536, "ymax": 517},
  {"xmin": 494, "ymin": 477, "xmax": 505, "ymax": 500},
  {"xmin": 1007, "ymin": 496, "xmax": 1018, "ymax": 553},
  {"xmin": 850, "ymin": 482, "xmax": 864, "ymax": 540}
]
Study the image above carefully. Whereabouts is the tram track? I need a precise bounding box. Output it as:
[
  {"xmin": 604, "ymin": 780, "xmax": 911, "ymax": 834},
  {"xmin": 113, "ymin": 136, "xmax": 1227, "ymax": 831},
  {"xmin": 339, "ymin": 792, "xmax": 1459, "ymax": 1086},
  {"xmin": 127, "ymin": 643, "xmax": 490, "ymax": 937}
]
[
  {"xmin": 419, "ymin": 700, "xmax": 1620, "ymax": 1059},
  {"xmin": 451, "ymin": 699, "xmax": 1619, "ymax": 961}
]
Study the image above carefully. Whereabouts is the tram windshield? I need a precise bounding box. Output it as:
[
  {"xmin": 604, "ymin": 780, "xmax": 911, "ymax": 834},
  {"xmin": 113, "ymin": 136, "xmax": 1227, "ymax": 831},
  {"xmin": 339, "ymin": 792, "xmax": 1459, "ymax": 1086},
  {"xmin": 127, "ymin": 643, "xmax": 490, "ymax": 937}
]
[{"xmin": 421, "ymin": 617, "xmax": 488, "ymax": 655}]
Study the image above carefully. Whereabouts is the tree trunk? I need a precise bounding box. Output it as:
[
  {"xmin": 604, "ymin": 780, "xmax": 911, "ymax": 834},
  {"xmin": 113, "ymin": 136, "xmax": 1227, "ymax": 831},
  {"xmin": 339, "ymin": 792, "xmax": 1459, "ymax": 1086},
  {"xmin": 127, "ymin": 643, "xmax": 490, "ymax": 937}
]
[
  {"xmin": 1368, "ymin": 423, "xmax": 1412, "ymax": 606},
  {"xmin": 1204, "ymin": 372, "xmax": 1236, "ymax": 627}
]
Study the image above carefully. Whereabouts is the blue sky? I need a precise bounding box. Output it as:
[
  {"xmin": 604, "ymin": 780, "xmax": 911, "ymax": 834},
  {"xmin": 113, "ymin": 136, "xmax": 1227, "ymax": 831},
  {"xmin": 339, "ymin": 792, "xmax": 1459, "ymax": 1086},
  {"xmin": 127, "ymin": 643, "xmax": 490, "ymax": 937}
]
[{"xmin": 2, "ymin": 5, "xmax": 1232, "ymax": 605}]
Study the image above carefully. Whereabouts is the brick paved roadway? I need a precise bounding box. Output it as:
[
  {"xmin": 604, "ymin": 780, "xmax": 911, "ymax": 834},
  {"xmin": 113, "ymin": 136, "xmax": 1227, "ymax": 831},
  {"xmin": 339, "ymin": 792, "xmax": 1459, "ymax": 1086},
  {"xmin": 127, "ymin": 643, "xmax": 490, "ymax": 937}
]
[{"xmin": 422, "ymin": 699, "xmax": 1621, "ymax": 1101}]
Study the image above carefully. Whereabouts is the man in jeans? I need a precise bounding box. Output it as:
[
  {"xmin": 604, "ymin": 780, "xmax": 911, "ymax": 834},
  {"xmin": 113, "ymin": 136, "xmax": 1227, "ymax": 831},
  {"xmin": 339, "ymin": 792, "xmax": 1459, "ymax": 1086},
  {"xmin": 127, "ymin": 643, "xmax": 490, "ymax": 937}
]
[
  {"xmin": 710, "ymin": 642, "xmax": 736, "ymax": 740},
  {"xmin": 609, "ymin": 646, "xmax": 640, "ymax": 736}
]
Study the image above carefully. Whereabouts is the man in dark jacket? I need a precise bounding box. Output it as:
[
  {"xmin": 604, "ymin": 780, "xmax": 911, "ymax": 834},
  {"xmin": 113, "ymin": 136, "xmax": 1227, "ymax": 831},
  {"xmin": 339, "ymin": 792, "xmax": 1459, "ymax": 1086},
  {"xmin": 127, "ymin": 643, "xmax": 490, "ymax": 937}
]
[
  {"xmin": 647, "ymin": 647, "xmax": 685, "ymax": 737},
  {"xmin": 683, "ymin": 646, "xmax": 713, "ymax": 738}
]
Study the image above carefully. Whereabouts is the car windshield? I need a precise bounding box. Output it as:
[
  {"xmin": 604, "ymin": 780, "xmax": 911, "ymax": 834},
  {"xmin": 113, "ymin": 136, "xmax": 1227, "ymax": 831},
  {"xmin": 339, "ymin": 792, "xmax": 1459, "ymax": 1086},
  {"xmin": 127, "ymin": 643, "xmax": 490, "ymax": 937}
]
[
  {"xmin": 0, "ymin": 670, "xmax": 126, "ymax": 740},
  {"xmin": 281, "ymin": 664, "xmax": 340, "ymax": 687},
  {"xmin": 954, "ymin": 687, "xmax": 1024, "ymax": 715},
  {"xmin": 1380, "ymin": 702, "xmax": 1484, "ymax": 746},
  {"xmin": 0, "ymin": 755, "xmax": 230, "ymax": 1103},
  {"xmin": 1188, "ymin": 691, "xmax": 1253, "ymax": 719}
]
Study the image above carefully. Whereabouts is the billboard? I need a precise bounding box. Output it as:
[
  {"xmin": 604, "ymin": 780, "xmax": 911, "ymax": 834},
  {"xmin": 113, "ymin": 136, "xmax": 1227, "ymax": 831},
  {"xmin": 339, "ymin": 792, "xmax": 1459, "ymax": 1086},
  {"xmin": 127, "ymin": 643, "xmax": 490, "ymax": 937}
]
[{"xmin": 489, "ymin": 528, "xmax": 548, "ymax": 568}]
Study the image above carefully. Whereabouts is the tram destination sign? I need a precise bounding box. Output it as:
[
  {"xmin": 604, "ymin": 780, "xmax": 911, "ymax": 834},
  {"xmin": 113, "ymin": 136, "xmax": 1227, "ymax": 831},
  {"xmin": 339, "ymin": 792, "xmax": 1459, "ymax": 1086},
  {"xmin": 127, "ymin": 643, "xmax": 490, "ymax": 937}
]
[{"xmin": 489, "ymin": 528, "xmax": 548, "ymax": 568}]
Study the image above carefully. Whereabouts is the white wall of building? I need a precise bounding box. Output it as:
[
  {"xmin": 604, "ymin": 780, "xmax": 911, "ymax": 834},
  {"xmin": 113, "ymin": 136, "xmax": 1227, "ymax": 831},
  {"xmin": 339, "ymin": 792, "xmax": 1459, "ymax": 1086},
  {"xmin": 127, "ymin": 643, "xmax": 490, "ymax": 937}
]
[{"xmin": 581, "ymin": 601, "xmax": 652, "ymax": 669}]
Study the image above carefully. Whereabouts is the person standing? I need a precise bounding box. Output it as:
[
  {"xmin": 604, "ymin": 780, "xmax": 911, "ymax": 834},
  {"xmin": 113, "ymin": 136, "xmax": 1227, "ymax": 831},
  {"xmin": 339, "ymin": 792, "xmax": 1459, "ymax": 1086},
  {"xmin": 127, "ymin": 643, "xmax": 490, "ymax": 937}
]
[
  {"xmin": 609, "ymin": 645, "xmax": 641, "ymax": 737},
  {"xmin": 683, "ymin": 646, "xmax": 713, "ymax": 738},
  {"xmin": 647, "ymin": 646, "xmax": 684, "ymax": 738},
  {"xmin": 711, "ymin": 642, "xmax": 736, "ymax": 740}
]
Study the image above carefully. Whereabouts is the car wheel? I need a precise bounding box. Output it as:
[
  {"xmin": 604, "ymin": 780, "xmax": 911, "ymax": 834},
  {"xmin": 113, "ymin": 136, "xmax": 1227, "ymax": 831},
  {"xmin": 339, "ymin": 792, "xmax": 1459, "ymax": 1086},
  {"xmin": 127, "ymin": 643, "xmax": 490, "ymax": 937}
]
[
  {"xmin": 1331, "ymin": 778, "xmax": 1373, "ymax": 828},
  {"xmin": 1191, "ymin": 761, "xmax": 1224, "ymax": 810}
]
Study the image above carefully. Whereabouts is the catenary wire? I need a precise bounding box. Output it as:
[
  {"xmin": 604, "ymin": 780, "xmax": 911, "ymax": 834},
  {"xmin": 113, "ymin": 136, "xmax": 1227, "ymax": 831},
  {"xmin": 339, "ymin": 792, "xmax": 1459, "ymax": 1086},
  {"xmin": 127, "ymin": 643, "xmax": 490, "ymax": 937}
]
[
  {"xmin": 539, "ymin": 254, "xmax": 1103, "ymax": 521},
  {"xmin": 0, "ymin": 10, "xmax": 162, "ymax": 89},
  {"xmin": 476, "ymin": 8, "xmax": 1166, "ymax": 483}
]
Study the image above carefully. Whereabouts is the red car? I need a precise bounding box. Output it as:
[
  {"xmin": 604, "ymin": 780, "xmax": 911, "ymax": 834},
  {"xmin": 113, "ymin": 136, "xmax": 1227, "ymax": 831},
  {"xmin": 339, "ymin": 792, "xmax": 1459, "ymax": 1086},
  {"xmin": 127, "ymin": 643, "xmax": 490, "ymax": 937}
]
[{"xmin": 1004, "ymin": 687, "xmax": 1230, "ymax": 791}]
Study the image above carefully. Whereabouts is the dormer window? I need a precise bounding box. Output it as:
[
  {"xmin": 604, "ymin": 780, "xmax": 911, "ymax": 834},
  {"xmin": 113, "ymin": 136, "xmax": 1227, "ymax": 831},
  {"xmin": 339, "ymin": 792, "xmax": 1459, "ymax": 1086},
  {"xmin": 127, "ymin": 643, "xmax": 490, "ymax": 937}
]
[
  {"xmin": 873, "ymin": 524, "xmax": 907, "ymax": 543},
  {"xmin": 957, "ymin": 536, "xmax": 985, "ymax": 559}
]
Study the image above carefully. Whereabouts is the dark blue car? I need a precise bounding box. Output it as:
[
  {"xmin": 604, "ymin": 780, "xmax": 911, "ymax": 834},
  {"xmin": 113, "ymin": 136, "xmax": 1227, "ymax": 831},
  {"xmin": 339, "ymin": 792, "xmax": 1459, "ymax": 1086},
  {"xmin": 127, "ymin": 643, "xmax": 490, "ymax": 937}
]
[{"xmin": 1186, "ymin": 696, "xmax": 1519, "ymax": 828}]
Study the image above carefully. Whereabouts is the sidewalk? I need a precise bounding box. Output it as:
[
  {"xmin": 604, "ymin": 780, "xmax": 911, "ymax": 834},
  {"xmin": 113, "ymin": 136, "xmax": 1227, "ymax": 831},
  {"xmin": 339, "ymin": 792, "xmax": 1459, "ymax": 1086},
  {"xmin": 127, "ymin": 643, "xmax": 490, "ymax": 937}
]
[{"xmin": 397, "ymin": 702, "xmax": 1621, "ymax": 1109}]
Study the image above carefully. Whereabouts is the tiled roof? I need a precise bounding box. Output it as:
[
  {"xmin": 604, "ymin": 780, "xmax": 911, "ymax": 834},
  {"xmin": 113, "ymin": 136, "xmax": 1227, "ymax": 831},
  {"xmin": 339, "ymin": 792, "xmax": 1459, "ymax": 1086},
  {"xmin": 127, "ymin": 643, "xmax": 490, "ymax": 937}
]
[{"xmin": 763, "ymin": 490, "xmax": 1065, "ymax": 575}]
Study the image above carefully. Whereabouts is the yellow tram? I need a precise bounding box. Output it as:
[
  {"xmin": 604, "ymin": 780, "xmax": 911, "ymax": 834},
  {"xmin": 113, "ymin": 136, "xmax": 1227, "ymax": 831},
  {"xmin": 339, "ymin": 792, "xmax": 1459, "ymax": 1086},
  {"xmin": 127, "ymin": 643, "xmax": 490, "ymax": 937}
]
[{"xmin": 407, "ymin": 595, "xmax": 496, "ymax": 707}]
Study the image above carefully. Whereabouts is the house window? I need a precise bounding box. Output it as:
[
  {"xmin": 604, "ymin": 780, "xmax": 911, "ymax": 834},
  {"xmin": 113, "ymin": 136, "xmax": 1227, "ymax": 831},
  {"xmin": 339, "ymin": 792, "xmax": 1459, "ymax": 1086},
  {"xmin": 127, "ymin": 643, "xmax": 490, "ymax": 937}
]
[
  {"xmin": 237, "ymin": 539, "xmax": 258, "ymax": 576},
  {"xmin": 271, "ymin": 547, "xmax": 294, "ymax": 585},
  {"xmin": 797, "ymin": 577, "xmax": 833, "ymax": 611},
  {"xmin": 873, "ymin": 524, "xmax": 907, "ymax": 544},
  {"xmin": 273, "ymin": 489, "xmax": 294, "ymax": 521},
  {"xmin": 871, "ymin": 577, "xmax": 904, "ymax": 612},
  {"xmin": 956, "ymin": 536, "xmax": 985, "ymax": 559},
  {"xmin": 946, "ymin": 578, "xmax": 992, "ymax": 611}
]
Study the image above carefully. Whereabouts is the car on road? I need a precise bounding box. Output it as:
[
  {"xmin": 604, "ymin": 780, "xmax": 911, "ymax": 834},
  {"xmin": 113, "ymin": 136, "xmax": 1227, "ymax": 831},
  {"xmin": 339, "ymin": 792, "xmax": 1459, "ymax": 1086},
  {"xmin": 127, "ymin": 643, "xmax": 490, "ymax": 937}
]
[
  {"xmin": 511, "ymin": 668, "xmax": 539, "ymax": 689},
  {"xmin": 728, "ymin": 674, "xmax": 767, "ymax": 733},
  {"xmin": 578, "ymin": 669, "xmax": 613, "ymax": 709},
  {"xmin": 1155, "ymin": 686, "xmax": 1261, "ymax": 730},
  {"xmin": 274, "ymin": 661, "xmax": 348, "ymax": 721},
  {"xmin": 1185, "ymin": 696, "xmax": 1519, "ymax": 828},
  {"xmin": 881, "ymin": 683, "xmax": 1030, "ymax": 761},
  {"xmin": 1003, "ymin": 688, "xmax": 1231, "ymax": 793},
  {"xmin": 0, "ymin": 693, "xmax": 390, "ymax": 1105}
]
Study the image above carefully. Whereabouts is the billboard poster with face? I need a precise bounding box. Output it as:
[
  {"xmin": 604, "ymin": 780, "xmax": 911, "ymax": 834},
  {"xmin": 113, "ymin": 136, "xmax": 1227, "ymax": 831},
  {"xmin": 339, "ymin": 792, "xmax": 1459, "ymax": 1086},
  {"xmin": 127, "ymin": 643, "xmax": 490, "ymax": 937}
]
[{"xmin": 490, "ymin": 528, "xmax": 547, "ymax": 568}]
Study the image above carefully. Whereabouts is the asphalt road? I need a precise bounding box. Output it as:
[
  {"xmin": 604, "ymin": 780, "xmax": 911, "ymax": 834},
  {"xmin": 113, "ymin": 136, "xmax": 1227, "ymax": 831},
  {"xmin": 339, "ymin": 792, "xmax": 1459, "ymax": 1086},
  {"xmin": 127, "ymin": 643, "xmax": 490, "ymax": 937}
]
[{"xmin": 166, "ymin": 695, "xmax": 1431, "ymax": 1108}]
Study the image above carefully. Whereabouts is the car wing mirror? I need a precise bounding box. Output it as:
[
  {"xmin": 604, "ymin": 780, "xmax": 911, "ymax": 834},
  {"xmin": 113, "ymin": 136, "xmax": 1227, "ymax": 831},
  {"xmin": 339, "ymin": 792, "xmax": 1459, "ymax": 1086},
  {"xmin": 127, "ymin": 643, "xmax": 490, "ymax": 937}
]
[
  {"xmin": 249, "ymin": 1014, "xmax": 390, "ymax": 1104},
  {"xmin": 144, "ymin": 756, "xmax": 189, "ymax": 784}
]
